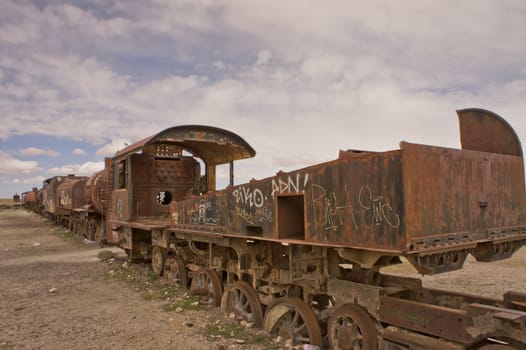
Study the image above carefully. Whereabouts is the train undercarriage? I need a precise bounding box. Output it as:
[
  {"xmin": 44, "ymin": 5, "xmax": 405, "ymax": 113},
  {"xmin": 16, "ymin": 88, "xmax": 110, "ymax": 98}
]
[{"xmin": 117, "ymin": 224, "xmax": 526, "ymax": 349}]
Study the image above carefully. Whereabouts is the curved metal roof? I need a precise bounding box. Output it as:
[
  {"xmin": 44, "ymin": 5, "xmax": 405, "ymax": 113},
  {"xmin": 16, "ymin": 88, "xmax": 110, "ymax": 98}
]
[{"xmin": 114, "ymin": 125, "xmax": 256, "ymax": 164}]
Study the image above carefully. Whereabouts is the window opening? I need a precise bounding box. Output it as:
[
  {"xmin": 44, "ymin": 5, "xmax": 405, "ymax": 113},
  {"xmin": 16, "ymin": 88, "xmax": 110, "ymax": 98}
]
[{"xmin": 157, "ymin": 191, "xmax": 173, "ymax": 205}]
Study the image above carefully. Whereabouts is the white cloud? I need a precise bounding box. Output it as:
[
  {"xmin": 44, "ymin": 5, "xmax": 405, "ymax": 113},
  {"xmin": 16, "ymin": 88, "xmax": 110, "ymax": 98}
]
[
  {"xmin": 2, "ymin": 175, "xmax": 46, "ymax": 186},
  {"xmin": 255, "ymin": 50, "xmax": 272, "ymax": 66},
  {"xmin": 0, "ymin": 151, "xmax": 41, "ymax": 174},
  {"xmin": 47, "ymin": 161, "xmax": 104, "ymax": 176},
  {"xmin": 72, "ymin": 148, "xmax": 87, "ymax": 156},
  {"xmin": 95, "ymin": 138, "xmax": 130, "ymax": 157},
  {"xmin": 77, "ymin": 161, "xmax": 105, "ymax": 175},
  {"xmin": 19, "ymin": 147, "xmax": 61, "ymax": 157}
]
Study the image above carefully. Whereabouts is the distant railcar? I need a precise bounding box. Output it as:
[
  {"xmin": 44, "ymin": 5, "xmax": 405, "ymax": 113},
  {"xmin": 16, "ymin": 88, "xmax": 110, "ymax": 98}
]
[
  {"xmin": 42, "ymin": 175, "xmax": 88, "ymax": 222},
  {"xmin": 56, "ymin": 177, "xmax": 88, "ymax": 233},
  {"xmin": 22, "ymin": 187, "xmax": 41, "ymax": 213}
]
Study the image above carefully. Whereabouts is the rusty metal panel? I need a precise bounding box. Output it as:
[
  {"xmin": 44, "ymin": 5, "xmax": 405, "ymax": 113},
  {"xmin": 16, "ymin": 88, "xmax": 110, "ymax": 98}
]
[
  {"xmin": 170, "ymin": 151, "xmax": 405, "ymax": 251},
  {"xmin": 504, "ymin": 291, "xmax": 526, "ymax": 312},
  {"xmin": 458, "ymin": 108, "xmax": 523, "ymax": 156},
  {"xmin": 57, "ymin": 179, "xmax": 88, "ymax": 211},
  {"xmin": 379, "ymin": 295, "xmax": 473, "ymax": 344},
  {"xmin": 42, "ymin": 176, "xmax": 60, "ymax": 214},
  {"xmin": 42, "ymin": 175, "xmax": 87, "ymax": 215},
  {"xmin": 172, "ymin": 191, "xmax": 228, "ymax": 228},
  {"xmin": 112, "ymin": 189, "xmax": 130, "ymax": 222},
  {"xmin": 304, "ymin": 151, "xmax": 404, "ymax": 249},
  {"xmin": 381, "ymin": 326, "xmax": 466, "ymax": 350},
  {"xmin": 22, "ymin": 188, "xmax": 42, "ymax": 213},
  {"xmin": 24, "ymin": 191, "xmax": 36, "ymax": 206},
  {"xmin": 401, "ymin": 142, "xmax": 526, "ymax": 250},
  {"xmin": 130, "ymin": 154, "xmax": 198, "ymax": 218}
]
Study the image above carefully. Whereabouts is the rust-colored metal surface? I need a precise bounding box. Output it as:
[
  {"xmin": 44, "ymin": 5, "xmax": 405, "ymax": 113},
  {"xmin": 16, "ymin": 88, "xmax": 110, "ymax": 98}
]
[
  {"xmin": 380, "ymin": 295, "xmax": 471, "ymax": 343},
  {"xmin": 42, "ymin": 176, "xmax": 60, "ymax": 214},
  {"xmin": 110, "ymin": 125, "xmax": 256, "ymax": 233},
  {"xmin": 42, "ymin": 175, "xmax": 87, "ymax": 215},
  {"xmin": 169, "ymin": 109, "xmax": 526, "ymax": 274},
  {"xmin": 111, "ymin": 189, "xmax": 130, "ymax": 222},
  {"xmin": 171, "ymin": 151, "xmax": 404, "ymax": 249},
  {"xmin": 22, "ymin": 188, "xmax": 42, "ymax": 212},
  {"xmin": 128, "ymin": 154, "xmax": 198, "ymax": 219},
  {"xmin": 114, "ymin": 125, "xmax": 255, "ymax": 165},
  {"xmin": 380, "ymin": 287, "xmax": 526, "ymax": 345},
  {"xmin": 85, "ymin": 168, "xmax": 111, "ymax": 214},
  {"xmin": 57, "ymin": 179, "xmax": 88, "ymax": 211},
  {"xmin": 401, "ymin": 142, "xmax": 526, "ymax": 244},
  {"xmin": 23, "ymin": 190, "xmax": 36, "ymax": 206},
  {"xmin": 458, "ymin": 108, "xmax": 523, "ymax": 156}
]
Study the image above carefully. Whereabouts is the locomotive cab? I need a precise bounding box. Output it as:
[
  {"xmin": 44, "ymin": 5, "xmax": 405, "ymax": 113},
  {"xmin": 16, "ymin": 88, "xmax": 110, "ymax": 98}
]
[{"xmin": 109, "ymin": 125, "xmax": 255, "ymax": 263}]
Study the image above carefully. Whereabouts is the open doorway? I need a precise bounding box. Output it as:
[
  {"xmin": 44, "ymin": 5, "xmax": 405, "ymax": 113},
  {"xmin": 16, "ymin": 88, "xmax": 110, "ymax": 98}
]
[{"xmin": 277, "ymin": 194, "xmax": 305, "ymax": 240}]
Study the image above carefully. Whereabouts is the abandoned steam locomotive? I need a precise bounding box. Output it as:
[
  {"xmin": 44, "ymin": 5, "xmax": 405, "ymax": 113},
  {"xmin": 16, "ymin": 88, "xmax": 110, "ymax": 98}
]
[{"xmin": 22, "ymin": 108, "xmax": 526, "ymax": 349}]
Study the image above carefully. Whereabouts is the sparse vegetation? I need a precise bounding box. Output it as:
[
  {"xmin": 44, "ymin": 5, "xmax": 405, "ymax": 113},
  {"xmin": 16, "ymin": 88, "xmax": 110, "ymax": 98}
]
[
  {"xmin": 103, "ymin": 256, "xmax": 281, "ymax": 348},
  {"xmin": 0, "ymin": 198, "xmax": 21, "ymax": 210},
  {"xmin": 202, "ymin": 321, "xmax": 279, "ymax": 348},
  {"xmin": 105, "ymin": 256, "xmax": 200, "ymax": 309},
  {"xmin": 97, "ymin": 249, "xmax": 116, "ymax": 261},
  {"xmin": 50, "ymin": 227, "xmax": 83, "ymax": 244}
]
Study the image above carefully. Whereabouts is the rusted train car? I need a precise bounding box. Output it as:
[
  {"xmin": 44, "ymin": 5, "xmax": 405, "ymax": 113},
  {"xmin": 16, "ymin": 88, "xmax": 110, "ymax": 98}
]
[
  {"xmin": 21, "ymin": 187, "xmax": 42, "ymax": 213},
  {"xmin": 34, "ymin": 166, "xmax": 114, "ymax": 243},
  {"xmin": 55, "ymin": 177, "xmax": 88, "ymax": 229},
  {"xmin": 106, "ymin": 109, "xmax": 526, "ymax": 349},
  {"xmin": 63, "ymin": 162, "xmax": 114, "ymax": 243},
  {"xmin": 42, "ymin": 174, "xmax": 89, "ymax": 224}
]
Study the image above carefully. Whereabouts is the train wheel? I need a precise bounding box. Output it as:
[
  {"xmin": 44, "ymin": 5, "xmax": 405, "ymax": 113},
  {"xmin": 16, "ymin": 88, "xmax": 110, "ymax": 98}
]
[
  {"xmin": 327, "ymin": 304, "xmax": 378, "ymax": 350},
  {"xmin": 190, "ymin": 268, "xmax": 222, "ymax": 307},
  {"xmin": 263, "ymin": 297, "xmax": 322, "ymax": 347},
  {"xmin": 151, "ymin": 246, "xmax": 166, "ymax": 276},
  {"xmin": 164, "ymin": 255, "xmax": 188, "ymax": 289},
  {"xmin": 220, "ymin": 281, "xmax": 263, "ymax": 327}
]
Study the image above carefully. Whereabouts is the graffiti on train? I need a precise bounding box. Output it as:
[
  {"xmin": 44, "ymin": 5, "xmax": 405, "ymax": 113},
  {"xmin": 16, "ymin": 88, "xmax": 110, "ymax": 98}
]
[
  {"xmin": 358, "ymin": 185, "xmax": 400, "ymax": 229},
  {"xmin": 311, "ymin": 184, "xmax": 400, "ymax": 232}
]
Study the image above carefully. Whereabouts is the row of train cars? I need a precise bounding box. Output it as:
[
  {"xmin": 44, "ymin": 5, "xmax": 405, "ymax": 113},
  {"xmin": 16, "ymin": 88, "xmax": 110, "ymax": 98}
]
[{"xmin": 20, "ymin": 109, "xmax": 526, "ymax": 349}]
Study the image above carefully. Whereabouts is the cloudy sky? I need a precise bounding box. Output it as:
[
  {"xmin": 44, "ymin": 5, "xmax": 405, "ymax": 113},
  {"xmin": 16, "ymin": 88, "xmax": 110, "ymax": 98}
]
[{"xmin": 1, "ymin": 0, "xmax": 526, "ymax": 197}]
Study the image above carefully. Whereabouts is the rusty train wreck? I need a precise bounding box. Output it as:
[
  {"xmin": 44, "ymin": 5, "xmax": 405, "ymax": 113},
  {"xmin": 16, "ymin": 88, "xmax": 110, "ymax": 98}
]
[{"xmin": 23, "ymin": 108, "xmax": 526, "ymax": 349}]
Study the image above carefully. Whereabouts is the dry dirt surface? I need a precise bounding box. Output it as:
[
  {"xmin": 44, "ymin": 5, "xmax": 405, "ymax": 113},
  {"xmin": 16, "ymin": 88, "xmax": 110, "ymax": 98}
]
[
  {"xmin": 0, "ymin": 206, "xmax": 275, "ymax": 350},
  {"xmin": 1, "ymin": 204, "xmax": 525, "ymax": 350},
  {"xmin": 382, "ymin": 241, "xmax": 526, "ymax": 299}
]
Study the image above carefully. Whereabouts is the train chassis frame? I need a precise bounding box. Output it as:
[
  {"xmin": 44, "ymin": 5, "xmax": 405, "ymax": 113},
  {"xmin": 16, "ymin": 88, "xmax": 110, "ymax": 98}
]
[{"xmin": 117, "ymin": 225, "xmax": 526, "ymax": 349}]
